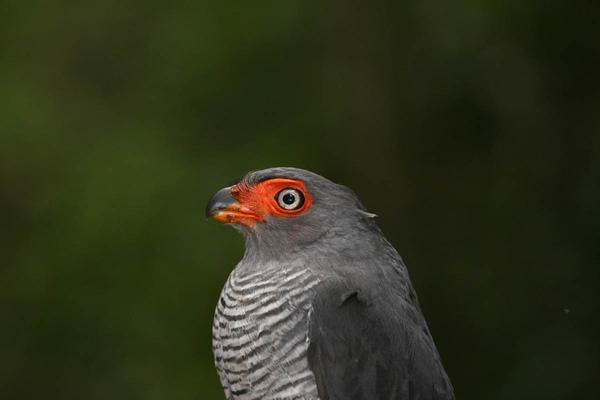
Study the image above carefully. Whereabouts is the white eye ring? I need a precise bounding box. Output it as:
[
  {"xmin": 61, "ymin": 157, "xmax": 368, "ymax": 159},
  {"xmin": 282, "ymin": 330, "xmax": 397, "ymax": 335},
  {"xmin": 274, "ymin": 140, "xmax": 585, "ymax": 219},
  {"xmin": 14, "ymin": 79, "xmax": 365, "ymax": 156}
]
[{"xmin": 276, "ymin": 188, "xmax": 304, "ymax": 210}]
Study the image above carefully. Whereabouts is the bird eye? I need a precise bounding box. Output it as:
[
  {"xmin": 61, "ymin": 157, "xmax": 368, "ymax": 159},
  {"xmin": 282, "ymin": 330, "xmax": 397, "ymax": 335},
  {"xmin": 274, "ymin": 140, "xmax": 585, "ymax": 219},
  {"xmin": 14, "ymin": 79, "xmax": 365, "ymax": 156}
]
[{"xmin": 276, "ymin": 188, "xmax": 304, "ymax": 210}]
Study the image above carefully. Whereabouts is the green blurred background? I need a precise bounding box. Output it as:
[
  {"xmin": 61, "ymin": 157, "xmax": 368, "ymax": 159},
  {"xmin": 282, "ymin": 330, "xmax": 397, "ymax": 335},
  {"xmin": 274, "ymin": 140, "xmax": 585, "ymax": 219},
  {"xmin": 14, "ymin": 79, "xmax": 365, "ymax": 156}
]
[{"xmin": 1, "ymin": 1, "xmax": 599, "ymax": 399}]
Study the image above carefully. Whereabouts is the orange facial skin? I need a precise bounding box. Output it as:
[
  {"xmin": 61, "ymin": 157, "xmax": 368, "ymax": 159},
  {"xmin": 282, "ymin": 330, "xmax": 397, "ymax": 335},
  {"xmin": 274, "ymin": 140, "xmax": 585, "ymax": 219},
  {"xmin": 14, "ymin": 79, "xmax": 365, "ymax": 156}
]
[{"xmin": 212, "ymin": 179, "xmax": 313, "ymax": 228}]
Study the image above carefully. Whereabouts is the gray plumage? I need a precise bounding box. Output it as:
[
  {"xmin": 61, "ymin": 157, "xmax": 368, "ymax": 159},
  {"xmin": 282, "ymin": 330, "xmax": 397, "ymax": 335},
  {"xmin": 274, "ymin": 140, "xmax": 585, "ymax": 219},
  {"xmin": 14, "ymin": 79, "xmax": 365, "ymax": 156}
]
[{"xmin": 208, "ymin": 167, "xmax": 454, "ymax": 400}]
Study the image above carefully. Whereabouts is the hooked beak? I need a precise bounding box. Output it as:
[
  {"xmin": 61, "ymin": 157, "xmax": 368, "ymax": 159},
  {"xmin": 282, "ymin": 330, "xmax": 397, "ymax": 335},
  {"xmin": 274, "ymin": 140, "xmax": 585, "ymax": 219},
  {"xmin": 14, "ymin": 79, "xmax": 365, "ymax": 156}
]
[{"xmin": 206, "ymin": 186, "xmax": 261, "ymax": 226}]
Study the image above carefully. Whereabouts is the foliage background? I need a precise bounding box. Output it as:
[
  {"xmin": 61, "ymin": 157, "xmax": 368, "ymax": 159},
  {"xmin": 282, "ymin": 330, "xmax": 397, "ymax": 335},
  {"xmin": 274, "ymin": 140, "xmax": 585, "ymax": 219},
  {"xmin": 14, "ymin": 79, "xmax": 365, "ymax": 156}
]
[{"xmin": 1, "ymin": 1, "xmax": 599, "ymax": 399}]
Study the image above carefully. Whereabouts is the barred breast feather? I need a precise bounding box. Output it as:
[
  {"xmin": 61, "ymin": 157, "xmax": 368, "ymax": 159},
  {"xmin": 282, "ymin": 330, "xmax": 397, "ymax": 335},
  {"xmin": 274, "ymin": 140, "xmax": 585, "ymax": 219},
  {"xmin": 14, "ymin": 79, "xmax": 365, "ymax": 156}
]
[{"xmin": 212, "ymin": 261, "xmax": 321, "ymax": 400}]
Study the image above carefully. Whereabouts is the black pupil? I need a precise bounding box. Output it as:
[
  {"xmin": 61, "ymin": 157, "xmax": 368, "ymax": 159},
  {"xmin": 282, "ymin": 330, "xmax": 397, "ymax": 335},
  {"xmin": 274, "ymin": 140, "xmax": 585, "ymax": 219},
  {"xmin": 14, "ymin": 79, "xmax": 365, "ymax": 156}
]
[{"xmin": 282, "ymin": 192, "xmax": 296, "ymax": 205}]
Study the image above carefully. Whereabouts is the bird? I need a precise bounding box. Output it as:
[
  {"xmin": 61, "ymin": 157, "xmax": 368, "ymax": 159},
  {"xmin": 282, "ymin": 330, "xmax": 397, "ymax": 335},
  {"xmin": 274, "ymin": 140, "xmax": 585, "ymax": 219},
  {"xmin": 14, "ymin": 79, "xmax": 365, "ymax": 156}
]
[{"xmin": 206, "ymin": 167, "xmax": 454, "ymax": 400}]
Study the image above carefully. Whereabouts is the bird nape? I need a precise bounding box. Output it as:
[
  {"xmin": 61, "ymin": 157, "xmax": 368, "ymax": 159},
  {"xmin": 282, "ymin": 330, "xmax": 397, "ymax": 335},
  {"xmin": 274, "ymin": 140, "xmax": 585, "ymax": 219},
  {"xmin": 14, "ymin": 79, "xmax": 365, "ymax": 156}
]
[{"xmin": 206, "ymin": 167, "xmax": 454, "ymax": 400}]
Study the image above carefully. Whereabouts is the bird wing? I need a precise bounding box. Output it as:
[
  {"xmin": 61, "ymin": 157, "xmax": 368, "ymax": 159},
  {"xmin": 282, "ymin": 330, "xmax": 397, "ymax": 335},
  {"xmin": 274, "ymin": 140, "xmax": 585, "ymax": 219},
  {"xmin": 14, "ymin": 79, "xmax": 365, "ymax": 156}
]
[{"xmin": 306, "ymin": 278, "xmax": 454, "ymax": 400}]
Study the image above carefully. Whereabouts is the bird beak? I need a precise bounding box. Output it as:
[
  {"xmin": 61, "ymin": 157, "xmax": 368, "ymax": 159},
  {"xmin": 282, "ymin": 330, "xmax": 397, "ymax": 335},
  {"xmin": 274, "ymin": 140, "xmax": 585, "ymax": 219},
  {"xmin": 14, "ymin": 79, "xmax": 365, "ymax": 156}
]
[{"xmin": 206, "ymin": 186, "xmax": 261, "ymax": 226}]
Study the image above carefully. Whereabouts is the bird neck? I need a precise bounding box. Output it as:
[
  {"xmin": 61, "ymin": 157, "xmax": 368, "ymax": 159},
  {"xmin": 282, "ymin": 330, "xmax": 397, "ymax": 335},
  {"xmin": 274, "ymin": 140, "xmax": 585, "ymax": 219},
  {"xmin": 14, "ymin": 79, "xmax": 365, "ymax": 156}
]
[{"xmin": 240, "ymin": 218, "xmax": 387, "ymax": 266}]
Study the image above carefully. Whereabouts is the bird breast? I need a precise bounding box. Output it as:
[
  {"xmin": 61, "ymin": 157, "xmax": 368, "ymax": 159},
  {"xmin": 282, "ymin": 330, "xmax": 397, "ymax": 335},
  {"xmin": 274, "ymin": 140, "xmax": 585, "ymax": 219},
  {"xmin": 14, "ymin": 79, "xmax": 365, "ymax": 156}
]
[{"xmin": 212, "ymin": 261, "xmax": 321, "ymax": 400}]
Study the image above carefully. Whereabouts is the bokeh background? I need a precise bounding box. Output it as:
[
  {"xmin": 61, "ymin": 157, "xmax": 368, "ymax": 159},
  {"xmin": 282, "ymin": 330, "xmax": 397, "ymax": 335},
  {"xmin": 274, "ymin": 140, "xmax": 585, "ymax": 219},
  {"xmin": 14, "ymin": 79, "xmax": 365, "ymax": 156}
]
[{"xmin": 1, "ymin": 1, "xmax": 599, "ymax": 399}]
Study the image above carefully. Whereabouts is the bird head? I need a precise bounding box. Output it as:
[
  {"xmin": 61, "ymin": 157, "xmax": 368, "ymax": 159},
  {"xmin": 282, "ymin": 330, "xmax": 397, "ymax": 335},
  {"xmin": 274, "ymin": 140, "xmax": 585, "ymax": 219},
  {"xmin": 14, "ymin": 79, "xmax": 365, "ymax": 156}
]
[{"xmin": 206, "ymin": 167, "xmax": 377, "ymax": 257}]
